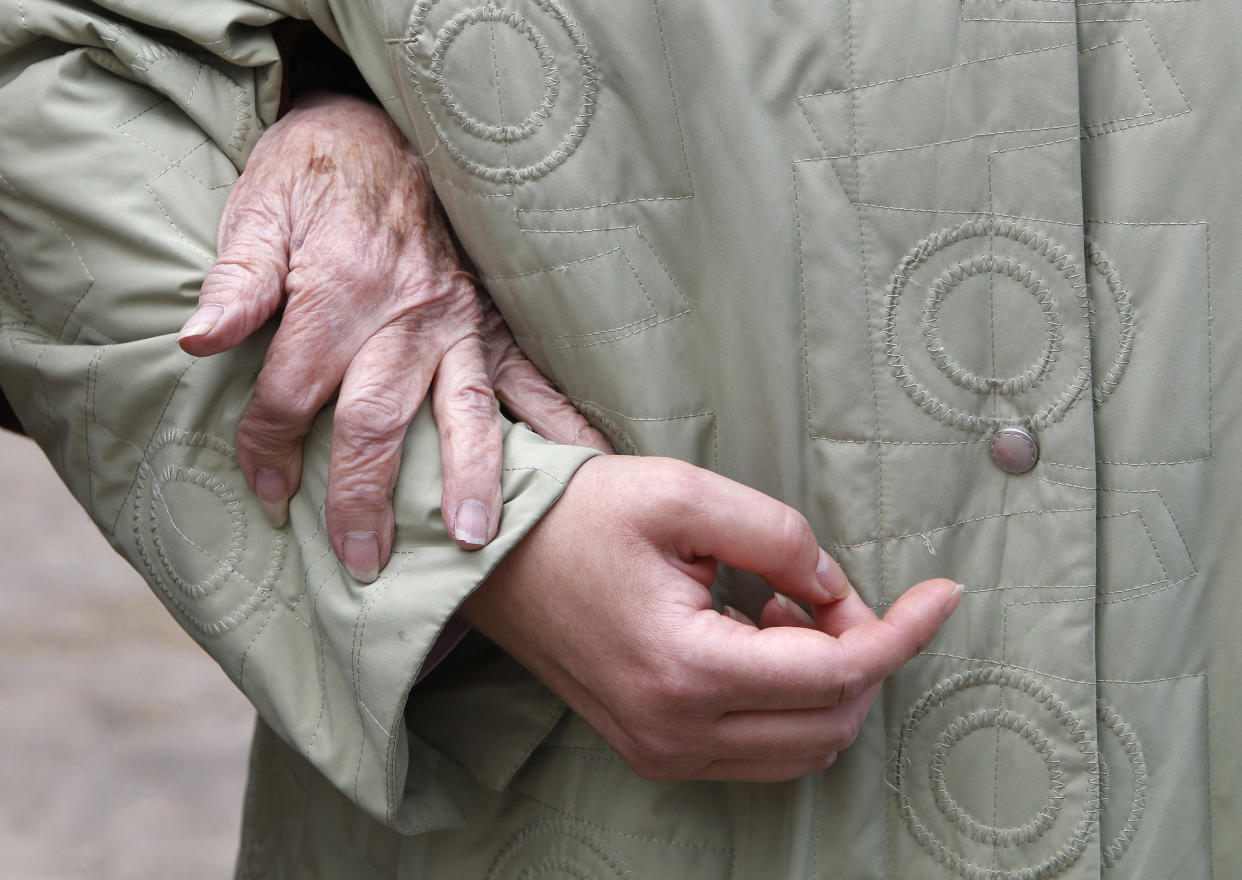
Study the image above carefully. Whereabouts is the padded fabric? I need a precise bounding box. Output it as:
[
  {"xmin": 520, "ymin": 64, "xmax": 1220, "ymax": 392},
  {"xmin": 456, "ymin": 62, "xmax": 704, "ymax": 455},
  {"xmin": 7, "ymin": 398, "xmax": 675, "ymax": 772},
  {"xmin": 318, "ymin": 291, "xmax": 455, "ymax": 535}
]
[
  {"xmin": 0, "ymin": 0, "xmax": 595, "ymax": 835},
  {"xmin": 2, "ymin": 1, "xmax": 1240, "ymax": 878}
]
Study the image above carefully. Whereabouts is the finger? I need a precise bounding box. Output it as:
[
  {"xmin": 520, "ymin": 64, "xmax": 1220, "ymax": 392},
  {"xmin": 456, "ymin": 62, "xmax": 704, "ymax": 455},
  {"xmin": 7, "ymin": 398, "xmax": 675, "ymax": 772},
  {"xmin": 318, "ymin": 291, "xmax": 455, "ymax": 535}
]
[
  {"xmin": 599, "ymin": 684, "xmax": 847, "ymax": 782},
  {"xmin": 432, "ymin": 335, "xmax": 504, "ymax": 549},
  {"xmin": 492, "ymin": 350, "xmax": 612, "ymax": 454},
  {"xmin": 758, "ymin": 594, "xmax": 817, "ymax": 629},
  {"xmin": 708, "ymin": 698, "xmax": 874, "ymax": 761},
  {"xmin": 525, "ymin": 668, "xmax": 834, "ymax": 784},
  {"xmin": 180, "ymin": 199, "xmax": 290, "ymax": 356},
  {"xmin": 686, "ymin": 617, "xmax": 850, "ymax": 711},
  {"xmin": 327, "ymin": 320, "xmax": 443, "ymax": 582},
  {"xmin": 665, "ymin": 465, "xmax": 852, "ymax": 603},
  {"xmin": 685, "ymin": 579, "xmax": 960, "ymax": 711},
  {"xmin": 234, "ymin": 312, "xmax": 368, "ymax": 529},
  {"xmin": 832, "ymin": 578, "xmax": 963, "ymax": 680}
]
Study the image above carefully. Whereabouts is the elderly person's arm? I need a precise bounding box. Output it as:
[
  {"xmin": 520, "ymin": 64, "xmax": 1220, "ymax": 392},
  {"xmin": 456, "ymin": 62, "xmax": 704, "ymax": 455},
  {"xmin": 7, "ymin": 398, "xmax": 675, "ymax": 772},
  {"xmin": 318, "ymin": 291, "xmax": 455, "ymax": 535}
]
[{"xmin": 181, "ymin": 90, "xmax": 609, "ymax": 582}]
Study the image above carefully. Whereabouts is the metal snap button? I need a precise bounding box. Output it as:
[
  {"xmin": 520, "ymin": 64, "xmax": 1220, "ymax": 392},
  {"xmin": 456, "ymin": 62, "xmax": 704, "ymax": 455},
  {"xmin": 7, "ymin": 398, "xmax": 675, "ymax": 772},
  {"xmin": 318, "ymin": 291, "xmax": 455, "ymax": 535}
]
[{"xmin": 990, "ymin": 427, "xmax": 1039, "ymax": 474}]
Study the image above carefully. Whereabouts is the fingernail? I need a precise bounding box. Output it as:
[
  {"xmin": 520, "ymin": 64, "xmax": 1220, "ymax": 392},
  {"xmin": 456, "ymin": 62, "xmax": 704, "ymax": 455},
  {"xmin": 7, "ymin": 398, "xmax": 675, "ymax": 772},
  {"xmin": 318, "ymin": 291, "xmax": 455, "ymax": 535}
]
[
  {"xmin": 178, "ymin": 303, "xmax": 225, "ymax": 341},
  {"xmin": 816, "ymin": 548, "xmax": 852, "ymax": 600},
  {"xmin": 453, "ymin": 500, "xmax": 490, "ymax": 547},
  {"xmin": 776, "ymin": 593, "xmax": 815, "ymax": 625},
  {"xmin": 940, "ymin": 582, "xmax": 965, "ymax": 624},
  {"xmin": 343, "ymin": 531, "xmax": 380, "ymax": 584},
  {"xmin": 254, "ymin": 467, "xmax": 289, "ymax": 529},
  {"xmin": 723, "ymin": 605, "xmax": 755, "ymax": 626}
]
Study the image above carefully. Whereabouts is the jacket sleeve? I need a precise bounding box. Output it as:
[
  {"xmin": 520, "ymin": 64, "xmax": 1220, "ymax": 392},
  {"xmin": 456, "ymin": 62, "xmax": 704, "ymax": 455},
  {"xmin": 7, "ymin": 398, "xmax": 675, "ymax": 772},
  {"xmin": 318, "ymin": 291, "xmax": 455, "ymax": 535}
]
[{"xmin": 0, "ymin": 0, "xmax": 595, "ymax": 832}]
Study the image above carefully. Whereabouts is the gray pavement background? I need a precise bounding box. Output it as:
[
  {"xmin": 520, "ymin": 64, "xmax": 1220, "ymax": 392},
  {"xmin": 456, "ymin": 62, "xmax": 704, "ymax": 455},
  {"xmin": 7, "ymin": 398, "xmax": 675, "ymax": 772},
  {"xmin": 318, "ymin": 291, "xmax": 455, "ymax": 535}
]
[{"xmin": 0, "ymin": 430, "xmax": 253, "ymax": 880}]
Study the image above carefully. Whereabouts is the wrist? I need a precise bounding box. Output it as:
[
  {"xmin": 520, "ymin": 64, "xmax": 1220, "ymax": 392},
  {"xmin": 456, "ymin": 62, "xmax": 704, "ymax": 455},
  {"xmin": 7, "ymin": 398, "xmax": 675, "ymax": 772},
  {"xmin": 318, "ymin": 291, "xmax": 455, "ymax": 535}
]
[{"xmin": 459, "ymin": 455, "xmax": 607, "ymax": 636}]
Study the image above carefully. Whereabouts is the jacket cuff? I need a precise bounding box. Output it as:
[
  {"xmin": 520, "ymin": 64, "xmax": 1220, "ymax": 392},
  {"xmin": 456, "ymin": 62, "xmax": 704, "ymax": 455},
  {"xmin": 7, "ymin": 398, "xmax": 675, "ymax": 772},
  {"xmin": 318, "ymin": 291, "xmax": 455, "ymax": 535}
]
[{"xmin": 237, "ymin": 412, "xmax": 596, "ymax": 832}]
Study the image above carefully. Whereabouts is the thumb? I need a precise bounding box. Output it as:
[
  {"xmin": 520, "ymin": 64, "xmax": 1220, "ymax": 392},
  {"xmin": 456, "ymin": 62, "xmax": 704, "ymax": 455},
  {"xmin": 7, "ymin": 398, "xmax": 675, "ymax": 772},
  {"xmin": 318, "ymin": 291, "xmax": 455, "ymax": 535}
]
[
  {"xmin": 179, "ymin": 210, "xmax": 289, "ymax": 356},
  {"xmin": 815, "ymin": 578, "xmax": 963, "ymax": 695}
]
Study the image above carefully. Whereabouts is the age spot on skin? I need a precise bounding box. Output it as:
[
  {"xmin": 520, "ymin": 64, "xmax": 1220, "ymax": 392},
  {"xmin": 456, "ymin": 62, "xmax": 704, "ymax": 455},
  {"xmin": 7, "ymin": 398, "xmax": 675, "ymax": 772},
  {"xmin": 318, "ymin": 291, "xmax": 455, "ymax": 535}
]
[{"xmin": 307, "ymin": 153, "xmax": 337, "ymax": 175}]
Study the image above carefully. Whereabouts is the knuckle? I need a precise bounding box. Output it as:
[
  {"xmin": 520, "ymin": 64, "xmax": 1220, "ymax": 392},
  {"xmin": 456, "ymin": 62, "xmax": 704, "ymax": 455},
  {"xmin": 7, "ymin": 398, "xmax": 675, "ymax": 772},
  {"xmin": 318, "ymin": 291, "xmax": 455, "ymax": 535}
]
[
  {"xmin": 336, "ymin": 390, "xmax": 412, "ymax": 441},
  {"xmin": 880, "ymin": 617, "xmax": 922, "ymax": 665},
  {"xmin": 826, "ymin": 717, "xmax": 863, "ymax": 752},
  {"xmin": 446, "ymin": 380, "xmax": 498, "ymax": 420},
  {"xmin": 201, "ymin": 260, "xmax": 244, "ymax": 295},
  {"xmin": 202, "ymin": 259, "xmax": 280, "ymax": 307},
  {"xmin": 326, "ymin": 462, "xmax": 398, "ymax": 519},
  {"xmin": 653, "ymin": 460, "xmax": 707, "ymax": 511},
  {"xmin": 775, "ymin": 507, "xmax": 815, "ymax": 558},
  {"xmin": 234, "ymin": 430, "xmax": 278, "ymax": 468},
  {"xmin": 234, "ymin": 431, "xmax": 275, "ymax": 467},
  {"xmin": 257, "ymin": 391, "xmax": 318, "ymax": 429},
  {"xmin": 327, "ymin": 476, "xmax": 390, "ymax": 516},
  {"xmin": 237, "ymin": 401, "xmax": 311, "ymax": 452},
  {"xmin": 625, "ymin": 730, "xmax": 687, "ymax": 777}
]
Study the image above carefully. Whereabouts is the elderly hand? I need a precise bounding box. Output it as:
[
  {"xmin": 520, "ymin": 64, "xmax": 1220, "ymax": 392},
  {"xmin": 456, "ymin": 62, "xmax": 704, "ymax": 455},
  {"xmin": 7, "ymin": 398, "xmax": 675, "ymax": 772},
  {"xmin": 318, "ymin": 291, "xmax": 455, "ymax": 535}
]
[
  {"xmin": 179, "ymin": 93, "xmax": 610, "ymax": 582},
  {"xmin": 464, "ymin": 456, "xmax": 962, "ymax": 782}
]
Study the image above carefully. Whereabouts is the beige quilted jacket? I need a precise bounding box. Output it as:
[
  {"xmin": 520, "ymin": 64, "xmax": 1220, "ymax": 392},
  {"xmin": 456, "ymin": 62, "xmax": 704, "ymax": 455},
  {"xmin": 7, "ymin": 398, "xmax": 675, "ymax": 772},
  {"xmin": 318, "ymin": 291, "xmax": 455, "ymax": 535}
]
[{"xmin": 1, "ymin": 1, "xmax": 1238, "ymax": 878}]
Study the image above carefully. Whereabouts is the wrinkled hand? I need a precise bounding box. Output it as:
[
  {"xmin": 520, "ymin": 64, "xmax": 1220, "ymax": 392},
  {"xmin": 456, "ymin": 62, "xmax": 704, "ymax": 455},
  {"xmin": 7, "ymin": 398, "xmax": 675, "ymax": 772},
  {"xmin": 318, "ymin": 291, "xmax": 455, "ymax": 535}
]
[
  {"xmin": 463, "ymin": 456, "xmax": 962, "ymax": 782},
  {"xmin": 179, "ymin": 93, "xmax": 610, "ymax": 582}
]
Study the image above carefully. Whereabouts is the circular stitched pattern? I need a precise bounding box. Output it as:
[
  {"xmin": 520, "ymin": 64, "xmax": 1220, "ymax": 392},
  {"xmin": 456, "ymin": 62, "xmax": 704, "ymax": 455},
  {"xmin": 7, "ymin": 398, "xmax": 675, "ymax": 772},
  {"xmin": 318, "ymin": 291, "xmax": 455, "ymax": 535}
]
[
  {"xmin": 1097, "ymin": 704, "xmax": 1147, "ymax": 869},
  {"xmin": 923, "ymin": 256, "xmax": 1062, "ymax": 396},
  {"xmin": 148, "ymin": 465, "xmax": 245, "ymax": 601},
  {"xmin": 883, "ymin": 218, "xmax": 1093, "ymax": 434},
  {"xmin": 929, "ymin": 708, "xmax": 1064, "ymax": 845},
  {"xmin": 132, "ymin": 429, "xmax": 284, "ymax": 637},
  {"xmin": 890, "ymin": 666, "xmax": 1101, "ymax": 880},
  {"xmin": 431, "ymin": 6, "xmax": 559, "ymax": 143},
  {"xmin": 485, "ymin": 819, "xmax": 631, "ymax": 880},
  {"xmin": 1085, "ymin": 240, "xmax": 1136, "ymax": 406},
  {"xmin": 407, "ymin": 0, "xmax": 598, "ymax": 184}
]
